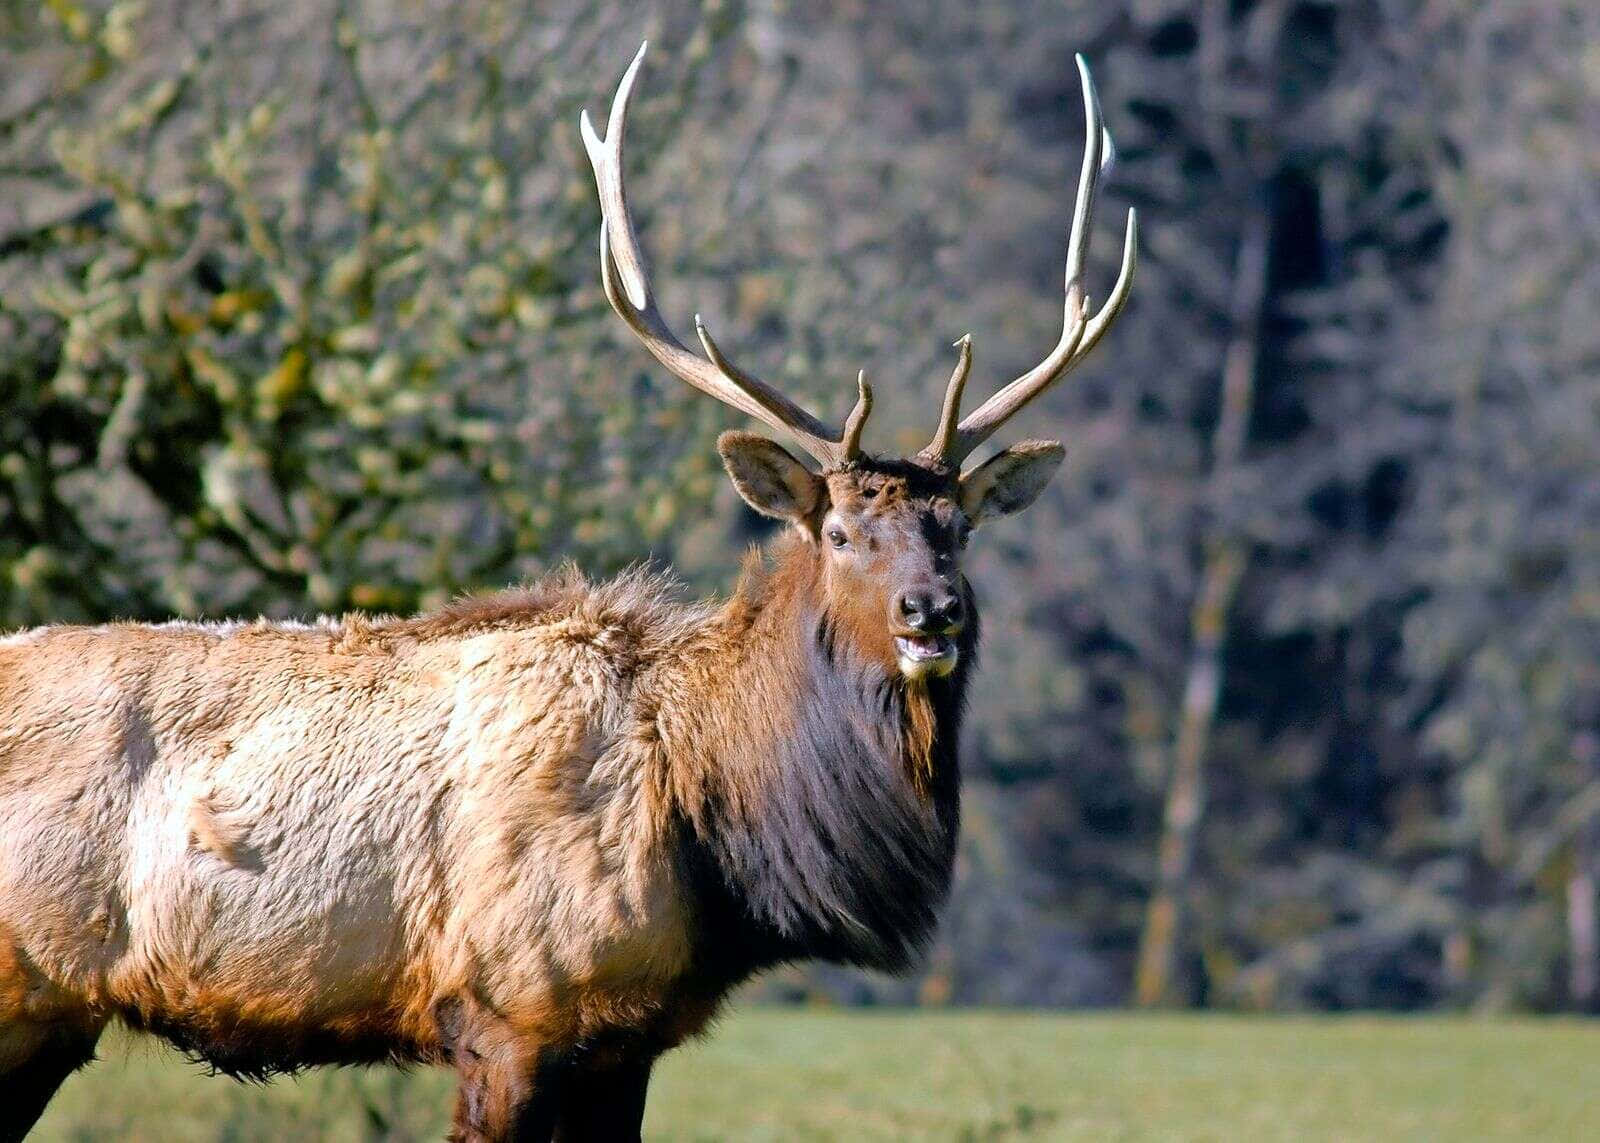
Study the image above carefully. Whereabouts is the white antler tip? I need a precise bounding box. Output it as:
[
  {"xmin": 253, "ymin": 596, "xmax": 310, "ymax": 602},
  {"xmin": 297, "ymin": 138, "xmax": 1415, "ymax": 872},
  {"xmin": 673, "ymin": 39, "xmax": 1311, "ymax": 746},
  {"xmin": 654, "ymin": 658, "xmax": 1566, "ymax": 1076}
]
[
  {"xmin": 607, "ymin": 40, "xmax": 649, "ymax": 139},
  {"xmin": 623, "ymin": 41, "xmax": 649, "ymax": 84}
]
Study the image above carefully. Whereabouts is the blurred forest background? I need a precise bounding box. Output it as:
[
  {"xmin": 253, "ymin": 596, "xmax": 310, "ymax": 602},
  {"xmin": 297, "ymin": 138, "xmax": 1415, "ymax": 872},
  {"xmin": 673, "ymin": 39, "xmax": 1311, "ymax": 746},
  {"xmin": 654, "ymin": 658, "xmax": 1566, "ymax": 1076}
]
[{"xmin": 1, "ymin": 0, "xmax": 1595, "ymax": 1012}]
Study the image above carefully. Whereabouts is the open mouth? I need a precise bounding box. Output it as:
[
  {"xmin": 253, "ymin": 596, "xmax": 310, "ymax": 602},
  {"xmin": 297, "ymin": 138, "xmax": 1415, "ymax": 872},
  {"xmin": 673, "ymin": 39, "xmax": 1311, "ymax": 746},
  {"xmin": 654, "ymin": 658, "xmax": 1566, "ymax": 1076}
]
[{"xmin": 895, "ymin": 634, "xmax": 959, "ymax": 678}]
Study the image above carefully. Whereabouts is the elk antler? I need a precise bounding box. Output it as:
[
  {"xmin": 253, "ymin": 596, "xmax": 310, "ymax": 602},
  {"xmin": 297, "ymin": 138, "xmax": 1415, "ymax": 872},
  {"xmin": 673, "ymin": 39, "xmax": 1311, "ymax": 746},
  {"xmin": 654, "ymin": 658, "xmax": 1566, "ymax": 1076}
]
[
  {"xmin": 582, "ymin": 43, "xmax": 872, "ymax": 469},
  {"xmin": 920, "ymin": 55, "xmax": 1137, "ymax": 468}
]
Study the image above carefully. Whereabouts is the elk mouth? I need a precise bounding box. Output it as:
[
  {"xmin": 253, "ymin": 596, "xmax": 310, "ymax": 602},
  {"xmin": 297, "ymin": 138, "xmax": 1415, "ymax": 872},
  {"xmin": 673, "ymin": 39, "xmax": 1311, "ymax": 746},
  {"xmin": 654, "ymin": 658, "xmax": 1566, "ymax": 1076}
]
[{"xmin": 895, "ymin": 634, "xmax": 959, "ymax": 680}]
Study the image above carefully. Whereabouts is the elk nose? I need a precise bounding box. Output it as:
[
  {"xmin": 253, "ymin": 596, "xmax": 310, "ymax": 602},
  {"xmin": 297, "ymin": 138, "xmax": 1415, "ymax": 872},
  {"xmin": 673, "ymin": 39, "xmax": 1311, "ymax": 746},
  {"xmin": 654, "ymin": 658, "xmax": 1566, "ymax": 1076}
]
[{"xmin": 896, "ymin": 589, "xmax": 964, "ymax": 633}]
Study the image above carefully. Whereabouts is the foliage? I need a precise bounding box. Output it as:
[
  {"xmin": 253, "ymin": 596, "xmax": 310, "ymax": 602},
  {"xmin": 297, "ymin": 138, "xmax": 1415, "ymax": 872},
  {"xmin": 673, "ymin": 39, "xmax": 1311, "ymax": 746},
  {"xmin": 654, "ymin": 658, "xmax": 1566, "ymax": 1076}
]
[{"xmin": 1, "ymin": 0, "xmax": 738, "ymax": 622}]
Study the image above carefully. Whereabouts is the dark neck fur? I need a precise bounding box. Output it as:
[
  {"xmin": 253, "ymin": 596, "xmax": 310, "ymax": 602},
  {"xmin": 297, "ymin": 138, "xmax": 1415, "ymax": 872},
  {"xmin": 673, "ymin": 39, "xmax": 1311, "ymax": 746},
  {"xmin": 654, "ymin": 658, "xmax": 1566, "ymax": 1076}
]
[{"xmin": 673, "ymin": 544, "xmax": 976, "ymax": 986}]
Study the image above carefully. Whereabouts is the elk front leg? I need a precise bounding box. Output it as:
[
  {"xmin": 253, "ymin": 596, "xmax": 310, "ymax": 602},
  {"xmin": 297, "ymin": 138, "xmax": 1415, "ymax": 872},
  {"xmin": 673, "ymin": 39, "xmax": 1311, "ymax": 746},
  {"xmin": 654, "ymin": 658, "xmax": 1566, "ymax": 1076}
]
[
  {"xmin": 0, "ymin": 1017, "xmax": 104, "ymax": 1143},
  {"xmin": 551, "ymin": 1052, "xmax": 654, "ymax": 1143},
  {"xmin": 440, "ymin": 998, "xmax": 561, "ymax": 1143}
]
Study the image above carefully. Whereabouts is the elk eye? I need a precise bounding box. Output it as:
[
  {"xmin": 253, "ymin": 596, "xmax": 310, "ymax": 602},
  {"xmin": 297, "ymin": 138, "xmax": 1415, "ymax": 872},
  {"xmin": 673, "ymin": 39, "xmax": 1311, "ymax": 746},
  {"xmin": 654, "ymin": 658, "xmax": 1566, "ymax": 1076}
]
[
  {"xmin": 956, "ymin": 524, "xmax": 972, "ymax": 548},
  {"xmin": 827, "ymin": 528, "xmax": 849, "ymax": 549}
]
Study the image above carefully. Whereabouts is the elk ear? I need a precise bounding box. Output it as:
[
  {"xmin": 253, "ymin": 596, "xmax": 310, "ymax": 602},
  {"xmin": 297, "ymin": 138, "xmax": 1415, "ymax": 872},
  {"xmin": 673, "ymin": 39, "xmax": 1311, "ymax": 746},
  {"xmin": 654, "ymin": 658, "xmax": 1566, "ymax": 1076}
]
[
  {"xmin": 959, "ymin": 440, "xmax": 1065, "ymax": 525},
  {"xmin": 717, "ymin": 431, "xmax": 824, "ymax": 523}
]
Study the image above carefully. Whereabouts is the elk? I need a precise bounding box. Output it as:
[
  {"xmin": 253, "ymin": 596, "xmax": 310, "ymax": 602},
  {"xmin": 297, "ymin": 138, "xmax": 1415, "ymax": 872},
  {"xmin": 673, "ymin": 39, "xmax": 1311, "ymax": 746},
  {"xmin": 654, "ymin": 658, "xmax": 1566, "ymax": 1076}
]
[{"xmin": 0, "ymin": 43, "xmax": 1133, "ymax": 1143}]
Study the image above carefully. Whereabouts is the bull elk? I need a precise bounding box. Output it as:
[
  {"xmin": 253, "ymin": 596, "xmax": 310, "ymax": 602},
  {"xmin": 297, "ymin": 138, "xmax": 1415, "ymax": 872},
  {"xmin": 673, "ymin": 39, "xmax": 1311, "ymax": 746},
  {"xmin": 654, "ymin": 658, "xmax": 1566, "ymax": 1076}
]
[{"xmin": 0, "ymin": 43, "xmax": 1134, "ymax": 1142}]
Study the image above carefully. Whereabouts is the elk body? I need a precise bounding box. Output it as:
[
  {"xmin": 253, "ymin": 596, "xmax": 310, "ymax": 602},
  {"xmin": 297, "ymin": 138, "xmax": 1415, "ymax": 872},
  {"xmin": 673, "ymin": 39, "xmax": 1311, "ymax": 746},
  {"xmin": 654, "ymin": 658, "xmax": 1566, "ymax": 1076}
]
[{"xmin": 0, "ymin": 44, "xmax": 1133, "ymax": 1142}]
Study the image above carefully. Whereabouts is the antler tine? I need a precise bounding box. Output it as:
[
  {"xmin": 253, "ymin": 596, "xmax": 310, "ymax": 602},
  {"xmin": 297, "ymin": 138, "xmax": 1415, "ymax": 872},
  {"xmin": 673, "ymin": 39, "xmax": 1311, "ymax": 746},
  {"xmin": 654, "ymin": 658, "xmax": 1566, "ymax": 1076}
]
[
  {"xmin": 919, "ymin": 335, "xmax": 973, "ymax": 464},
  {"xmin": 931, "ymin": 54, "xmax": 1138, "ymax": 467},
  {"xmin": 582, "ymin": 42, "xmax": 870, "ymax": 469},
  {"xmin": 840, "ymin": 370, "xmax": 874, "ymax": 457}
]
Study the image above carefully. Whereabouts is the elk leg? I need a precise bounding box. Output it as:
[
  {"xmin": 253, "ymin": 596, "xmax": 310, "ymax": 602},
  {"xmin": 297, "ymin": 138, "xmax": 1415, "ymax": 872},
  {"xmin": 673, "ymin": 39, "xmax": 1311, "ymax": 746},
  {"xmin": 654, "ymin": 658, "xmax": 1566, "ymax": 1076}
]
[
  {"xmin": 551, "ymin": 1053, "xmax": 654, "ymax": 1143},
  {"xmin": 448, "ymin": 1036, "xmax": 562, "ymax": 1143},
  {"xmin": 440, "ymin": 997, "xmax": 560, "ymax": 1143},
  {"xmin": 0, "ymin": 1019, "xmax": 103, "ymax": 1143}
]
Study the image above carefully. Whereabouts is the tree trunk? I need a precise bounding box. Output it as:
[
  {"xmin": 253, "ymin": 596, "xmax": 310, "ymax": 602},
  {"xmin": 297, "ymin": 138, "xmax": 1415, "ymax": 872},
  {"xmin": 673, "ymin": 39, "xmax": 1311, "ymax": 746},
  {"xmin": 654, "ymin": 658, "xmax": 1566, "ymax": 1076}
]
[
  {"xmin": 1570, "ymin": 822, "xmax": 1600, "ymax": 1011},
  {"xmin": 1133, "ymin": 207, "xmax": 1268, "ymax": 1007}
]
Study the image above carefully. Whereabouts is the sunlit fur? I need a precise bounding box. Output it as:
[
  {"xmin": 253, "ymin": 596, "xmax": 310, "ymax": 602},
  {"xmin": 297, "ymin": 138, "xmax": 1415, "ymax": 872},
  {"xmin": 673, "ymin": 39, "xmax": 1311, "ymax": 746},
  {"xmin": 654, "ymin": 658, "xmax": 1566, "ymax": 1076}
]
[{"xmin": 0, "ymin": 456, "xmax": 1003, "ymax": 1140}]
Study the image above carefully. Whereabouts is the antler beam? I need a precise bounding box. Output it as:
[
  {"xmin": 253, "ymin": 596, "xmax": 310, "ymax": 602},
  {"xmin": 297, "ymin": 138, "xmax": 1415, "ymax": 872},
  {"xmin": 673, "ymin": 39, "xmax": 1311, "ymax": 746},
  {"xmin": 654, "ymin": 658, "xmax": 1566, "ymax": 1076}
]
[
  {"xmin": 920, "ymin": 55, "xmax": 1137, "ymax": 468},
  {"xmin": 582, "ymin": 43, "xmax": 872, "ymax": 469}
]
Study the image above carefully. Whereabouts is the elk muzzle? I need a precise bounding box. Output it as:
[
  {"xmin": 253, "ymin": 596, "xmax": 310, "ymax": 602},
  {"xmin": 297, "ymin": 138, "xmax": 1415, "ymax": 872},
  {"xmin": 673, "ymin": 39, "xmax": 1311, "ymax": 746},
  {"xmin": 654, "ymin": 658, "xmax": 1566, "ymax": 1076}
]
[{"xmin": 892, "ymin": 587, "xmax": 963, "ymax": 680}]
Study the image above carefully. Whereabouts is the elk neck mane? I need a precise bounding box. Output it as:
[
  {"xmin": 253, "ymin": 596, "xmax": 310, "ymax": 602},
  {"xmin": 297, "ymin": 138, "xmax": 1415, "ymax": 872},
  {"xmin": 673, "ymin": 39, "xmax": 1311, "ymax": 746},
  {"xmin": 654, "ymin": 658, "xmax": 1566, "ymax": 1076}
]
[{"xmin": 658, "ymin": 532, "xmax": 974, "ymax": 982}]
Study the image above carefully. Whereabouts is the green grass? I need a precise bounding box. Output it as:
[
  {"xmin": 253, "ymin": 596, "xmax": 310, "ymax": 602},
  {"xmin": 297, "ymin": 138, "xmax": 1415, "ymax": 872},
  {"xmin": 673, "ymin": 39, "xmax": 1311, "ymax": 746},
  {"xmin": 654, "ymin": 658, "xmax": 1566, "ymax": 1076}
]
[{"xmin": 32, "ymin": 1010, "xmax": 1600, "ymax": 1141}]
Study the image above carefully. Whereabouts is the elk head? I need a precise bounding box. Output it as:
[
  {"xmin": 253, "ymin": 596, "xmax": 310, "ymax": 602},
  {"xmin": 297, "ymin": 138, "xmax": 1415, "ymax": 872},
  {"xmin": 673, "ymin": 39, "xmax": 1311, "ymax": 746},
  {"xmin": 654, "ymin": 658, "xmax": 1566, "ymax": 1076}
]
[{"xmin": 582, "ymin": 44, "xmax": 1135, "ymax": 683}]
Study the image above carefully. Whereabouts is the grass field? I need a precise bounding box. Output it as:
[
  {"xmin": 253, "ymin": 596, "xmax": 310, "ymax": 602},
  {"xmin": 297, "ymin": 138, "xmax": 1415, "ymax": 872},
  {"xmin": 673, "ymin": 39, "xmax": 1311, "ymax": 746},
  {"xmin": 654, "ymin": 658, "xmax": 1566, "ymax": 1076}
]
[{"xmin": 31, "ymin": 1010, "xmax": 1600, "ymax": 1141}]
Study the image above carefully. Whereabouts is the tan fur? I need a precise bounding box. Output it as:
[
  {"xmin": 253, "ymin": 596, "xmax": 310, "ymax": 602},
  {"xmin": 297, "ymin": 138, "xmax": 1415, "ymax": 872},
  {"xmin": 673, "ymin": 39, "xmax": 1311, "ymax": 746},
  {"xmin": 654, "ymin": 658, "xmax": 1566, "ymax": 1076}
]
[
  {"xmin": 188, "ymin": 791, "xmax": 256, "ymax": 867},
  {"xmin": 0, "ymin": 572, "xmax": 704, "ymax": 1059}
]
